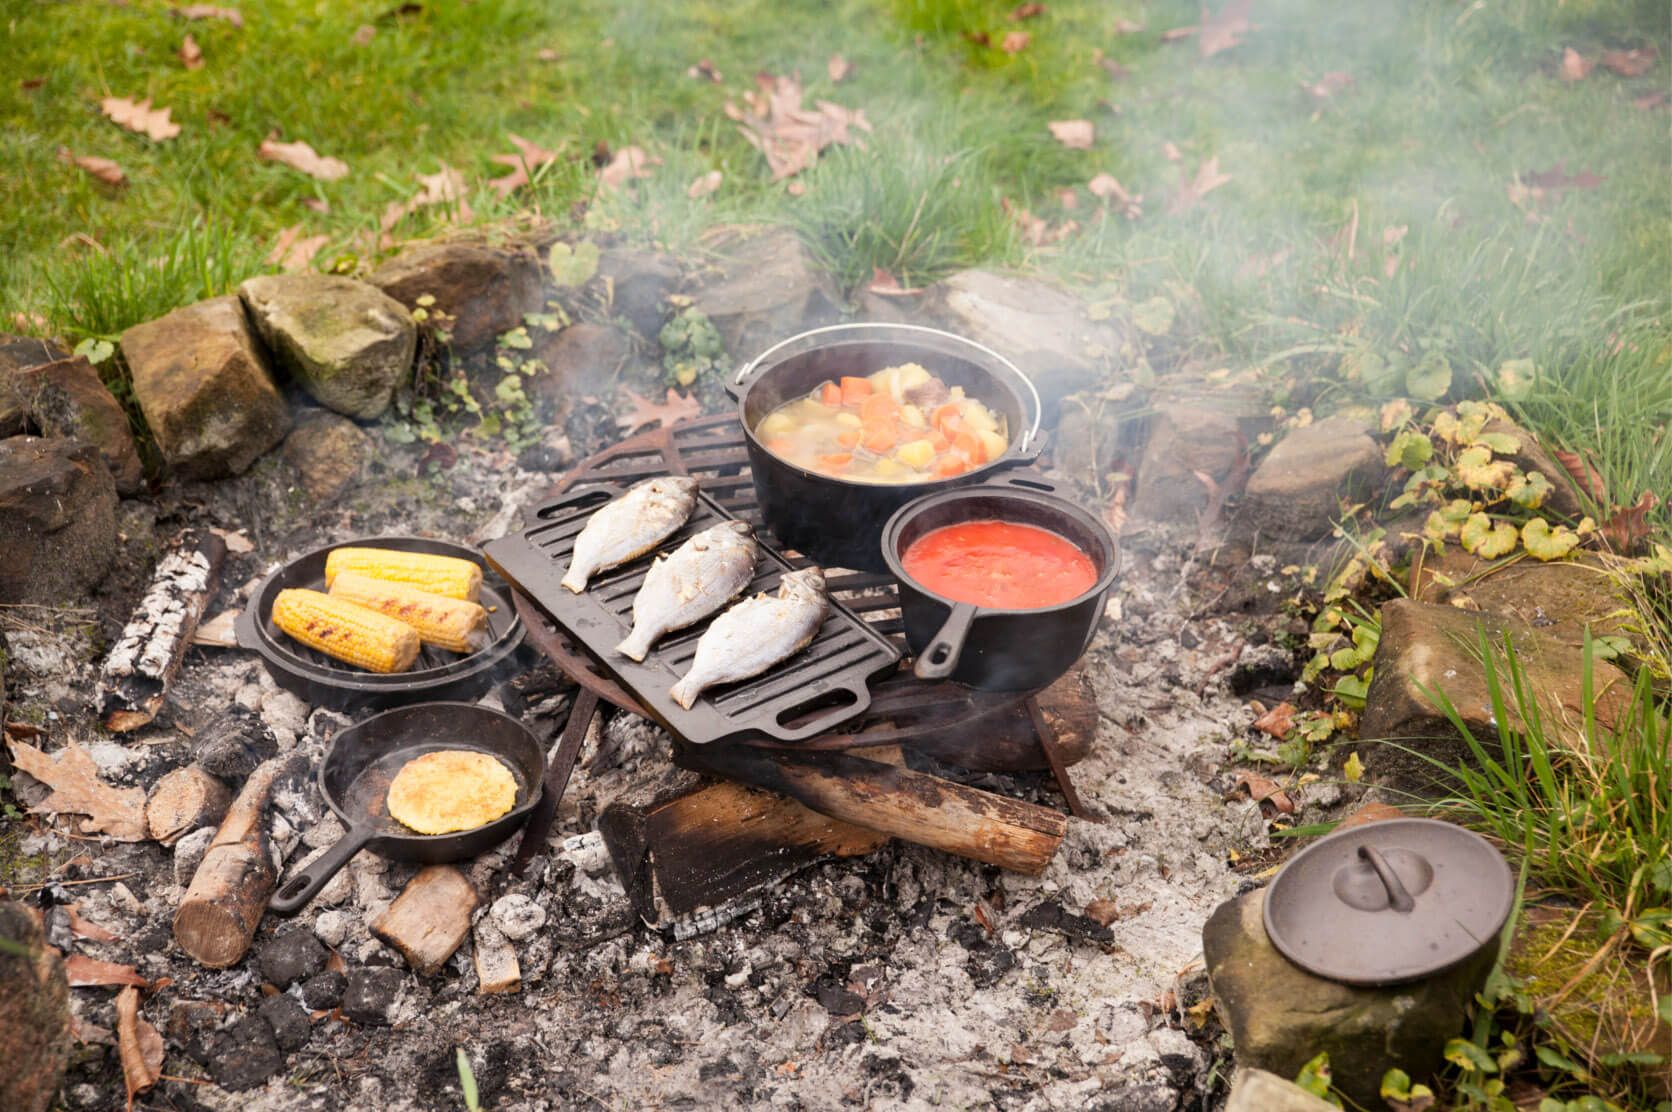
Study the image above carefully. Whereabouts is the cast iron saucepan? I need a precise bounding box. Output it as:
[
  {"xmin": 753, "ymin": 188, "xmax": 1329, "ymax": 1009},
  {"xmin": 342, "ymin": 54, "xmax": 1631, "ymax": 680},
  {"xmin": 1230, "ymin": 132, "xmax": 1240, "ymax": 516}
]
[
  {"xmin": 729, "ymin": 323, "xmax": 1044, "ymax": 572},
  {"xmin": 268, "ymin": 702, "xmax": 546, "ymax": 915},
  {"xmin": 882, "ymin": 486, "xmax": 1119, "ymax": 691}
]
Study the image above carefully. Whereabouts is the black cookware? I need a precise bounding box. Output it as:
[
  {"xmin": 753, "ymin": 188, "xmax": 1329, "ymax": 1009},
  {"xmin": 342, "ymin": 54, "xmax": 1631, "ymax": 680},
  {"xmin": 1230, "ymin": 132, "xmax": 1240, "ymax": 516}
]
[
  {"xmin": 729, "ymin": 323, "xmax": 1043, "ymax": 572},
  {"xmin": 881, "ymin": 486, "xmax": 1118, "ymax": 691},
  {"xmin": 268, "ymin": 702, "xmax": 546, "ymax": 915}
]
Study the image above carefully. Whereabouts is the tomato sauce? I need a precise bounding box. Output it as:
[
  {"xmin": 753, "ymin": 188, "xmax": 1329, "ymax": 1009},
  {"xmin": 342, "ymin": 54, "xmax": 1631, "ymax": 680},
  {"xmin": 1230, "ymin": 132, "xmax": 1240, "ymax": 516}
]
[{"xmin": 901, "ymin": 520, "xmax": 1098, "ymax": 610}]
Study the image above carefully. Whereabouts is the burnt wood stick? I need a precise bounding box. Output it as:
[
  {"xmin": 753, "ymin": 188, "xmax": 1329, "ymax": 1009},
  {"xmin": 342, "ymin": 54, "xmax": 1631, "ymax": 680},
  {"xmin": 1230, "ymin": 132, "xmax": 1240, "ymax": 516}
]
[
  {"xmin": 99, "ymin": 529, "xmax": 227, "ymax": 733},
  {"xmin": 674, "ymin": 744, "xmax": 1067, "ymax": 875},
  {"xmin": 144, "ymin": 766, "xmax": 233, "ymax": 845},
  {"xmin": 370, "ymin": 866, "xmax": 478, "ymax": 976},
  {"xmin": 595, "ymin": 764, "xmax": 706, "ymax": 912},
  {"xmin": 173, "ymin": 755, "xmax": 306, "ymax": 968}
]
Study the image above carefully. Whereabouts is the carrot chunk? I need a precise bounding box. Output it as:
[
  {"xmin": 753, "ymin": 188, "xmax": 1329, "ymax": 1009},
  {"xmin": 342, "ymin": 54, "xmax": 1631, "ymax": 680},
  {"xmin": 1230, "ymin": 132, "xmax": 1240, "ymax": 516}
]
[
  {"xmin": 933, "ymin": 455, "xmax": 967, "ymax": 478},
  {"xmin": 953, "ymin": 430, "xmax": 987, "ymax": 464},
  {"xmin": 932, "ymin": 404, "xmax": 961, "ymax": 432},
  {"xmin": 819, "ymin": 382, "xmax": 842, "ymax": 406},
  {"xmin": 816, "ymin": 452, "xmax": 853, "ymax": 472},
  {"xmin": 839, "ymin": 377, "xmax": 873, "ymax": 403},
  {"xmin": 766, "ymin": 437, "xmax": 794, "ymax": 455},
  {"xmin": 836, "ymin": 428, "xmax": 861, "ymax": 449},
  {"xmin": 860, "ymin": 394, "xmax": 897, "ymax": 424},
  {"xmin": 862, "ymin": 423, "xmax": 897, "ymax": 453}
]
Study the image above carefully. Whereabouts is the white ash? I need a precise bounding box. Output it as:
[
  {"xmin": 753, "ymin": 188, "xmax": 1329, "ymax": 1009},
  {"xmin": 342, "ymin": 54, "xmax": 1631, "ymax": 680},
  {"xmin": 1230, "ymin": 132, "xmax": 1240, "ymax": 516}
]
[
  {"xmin": 490, "ymin": 893, "xmax": 547, "ymax": 940},
  {"xmin": 172, "ymin": 825, "xmax": 216, "ymax": 886},
  {"xmin": 234, "ymin": 683, "xmax": 265, "ymax": 713},
  {"xmin": 302, "ymin": 813, "xmax": 345, "ymax": 850},
  {"xmin": 312, "ymin": 908, "xmax": 357, "ymax": 949}
]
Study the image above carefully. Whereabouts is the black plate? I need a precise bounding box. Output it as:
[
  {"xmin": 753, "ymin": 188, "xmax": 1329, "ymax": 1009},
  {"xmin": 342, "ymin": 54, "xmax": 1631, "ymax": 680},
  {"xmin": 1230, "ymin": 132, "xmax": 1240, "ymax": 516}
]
[{"xmin": 483, "ymin": 484, "xmax": 902, "ymax": 745}]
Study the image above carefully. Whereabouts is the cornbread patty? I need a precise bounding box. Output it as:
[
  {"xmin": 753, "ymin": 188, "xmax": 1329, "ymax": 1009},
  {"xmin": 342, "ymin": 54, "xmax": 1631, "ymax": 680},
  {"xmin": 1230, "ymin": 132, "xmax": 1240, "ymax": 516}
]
[{"xmin": 385, "ymin": 749, "xmax": 517, "ymax": 834}]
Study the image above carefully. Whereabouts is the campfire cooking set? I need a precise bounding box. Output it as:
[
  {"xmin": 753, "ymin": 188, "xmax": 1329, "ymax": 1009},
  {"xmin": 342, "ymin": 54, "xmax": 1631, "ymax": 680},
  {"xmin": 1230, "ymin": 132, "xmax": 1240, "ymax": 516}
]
[{"xmin": 228, "ymin": 322, "xmax": 1507, "ymax": 1001}]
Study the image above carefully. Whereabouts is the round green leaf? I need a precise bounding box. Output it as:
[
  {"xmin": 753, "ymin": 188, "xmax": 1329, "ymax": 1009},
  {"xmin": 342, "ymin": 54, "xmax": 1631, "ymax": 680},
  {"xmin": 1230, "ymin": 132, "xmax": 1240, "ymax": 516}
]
[
  {"xmin": 1521, "ymin": 518, "xmax": 1580, "ymax": 561},
  {"xmin": 1405, "ymin": 354, "xmax": 1452, "ymax": 401},
  {"xmin": 1131, "ymin": 296, "xmax": 1175, "ymax": 336}
]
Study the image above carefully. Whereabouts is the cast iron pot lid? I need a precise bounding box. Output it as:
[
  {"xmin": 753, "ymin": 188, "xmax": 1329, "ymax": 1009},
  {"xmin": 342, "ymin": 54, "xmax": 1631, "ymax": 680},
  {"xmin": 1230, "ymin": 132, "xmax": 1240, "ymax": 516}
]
[{"xmin": 1262, "ymin": 817, "xmax": 1514, "ymax": 987}]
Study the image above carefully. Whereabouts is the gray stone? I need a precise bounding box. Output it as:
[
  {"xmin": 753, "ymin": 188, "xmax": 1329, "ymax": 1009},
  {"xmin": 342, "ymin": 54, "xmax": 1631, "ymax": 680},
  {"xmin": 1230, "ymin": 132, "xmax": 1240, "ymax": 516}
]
[
  {"xmin": 1130, "ymin": 401, "xmax": 1242, "ymax": 524},
  {"xmin": 920, "ymin": 268, "xmax": 1133, "ymax": 414},
  {"xmin": 689, "ymin": 227, "xmax": 840, "ymax": 359},
  {"xmin": 281, "ymin": 409, "xmax": 368, "ymax": 502},
  {"xmin": 239, "ymin": 274, "xmax": 416, "ymax": 419},
  {"xmin": 0, "ymin": 436, "xmax": 117, "ymax": 605},
  {"xmin": 597, "ymin": 246, "xmax": 680, "ymax": 339},
  {"xmin": 529, "ymin": 322, "xmax": 631, "ymax": 413},
  {"xmin": 258, "ymin": 928, "xmax": 329, "ymax": 987},
  {"xmin": 342, "ymin": 965, "xmax": 405, "ymax": 1026},
  {"xmin": 4, "ymin": 357, "xmax": 143, "ymax": 494},
  {"xmin": 0, "ymin": 335, "xmax": 68, "ymax": 436},
  {"xmin": 1203, "ymin": 888, "xmax": 1491, "ymax": 1109},
  {"xmin": 1358, "ymin": 598, "xmax": 1636, "ymax": 790},
  {"xmin": 120, "ymin": 295, "xmax": 290, "ymax": 480},
  {"xmin": 257, "ymin": 993, "xmax": 311, "ymax": 1052},
  {"xmin": 1240, "ymin": 416, "xmax": 1384, "ymax": 542},
  {"xmin": 207, "ymin": 1014, "xmax": 285, "ymax": 1091},
  {"xmin": 369, "ymin": 239, "xmax": 544, "ymax": 352},
  {"xmin": 313, "ymin": 908, "xmax": 355, "ymax": 948},
  {"xmin": 1224, "ymin": 1069, "xmax": 1336, "ymax": 1112},
  {"xmin": 172, "ymin": 825, "xmax": 217, "ymax": 888}
]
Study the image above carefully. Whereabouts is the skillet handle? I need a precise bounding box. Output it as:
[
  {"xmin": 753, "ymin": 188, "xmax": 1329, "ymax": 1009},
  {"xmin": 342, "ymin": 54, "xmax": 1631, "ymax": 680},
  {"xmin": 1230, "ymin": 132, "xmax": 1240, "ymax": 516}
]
[
  {"xmin": 268, "ymin": 825, "xmax": 373, "ymax": 916},
  {"xmin": 913, "ymin": 602, "xmax": 979, "ymax": 681}
]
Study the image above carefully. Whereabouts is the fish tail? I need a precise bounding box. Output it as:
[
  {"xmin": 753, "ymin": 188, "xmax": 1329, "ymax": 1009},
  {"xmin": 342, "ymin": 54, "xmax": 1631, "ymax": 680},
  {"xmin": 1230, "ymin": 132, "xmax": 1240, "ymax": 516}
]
[
  {"xmin": 670, "ymin": 674, "xmax": 702, "ymax": 710},
  {"xmin": 615, "ymin": 627, "xmax": 653, "ymax": 661},
  {"xmin": 560, "ymin": 564, "xmax": 588, "ymax": 593}
]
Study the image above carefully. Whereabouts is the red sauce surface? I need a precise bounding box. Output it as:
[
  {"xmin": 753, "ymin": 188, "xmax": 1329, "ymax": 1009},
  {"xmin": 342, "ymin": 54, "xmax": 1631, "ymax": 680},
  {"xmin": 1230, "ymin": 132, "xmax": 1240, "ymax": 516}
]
[{"xmin": 902, "ymin": 520, "xmax": 1098, "ymax": 610}]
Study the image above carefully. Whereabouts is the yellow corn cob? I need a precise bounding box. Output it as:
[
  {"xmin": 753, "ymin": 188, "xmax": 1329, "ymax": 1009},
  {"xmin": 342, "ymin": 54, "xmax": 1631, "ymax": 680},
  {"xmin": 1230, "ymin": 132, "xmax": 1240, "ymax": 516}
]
[
  {"xmin": 323, "ymin": 547, "xmax": 483, "ymax": 602},
  {"xmin": 328, "ymin": 571, "xmax": 488, "ymax": 654},
  {"xmin": 271, "ymin": 588, "xmax": 421, "ymax": 674}
]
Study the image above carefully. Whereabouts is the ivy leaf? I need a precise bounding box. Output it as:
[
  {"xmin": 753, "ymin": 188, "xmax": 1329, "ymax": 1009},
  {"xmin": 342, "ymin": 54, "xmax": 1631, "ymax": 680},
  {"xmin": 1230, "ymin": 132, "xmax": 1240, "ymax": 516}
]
[
  {"xmin": 1475, "ymin": 431, "xmax": 1521, "ymax": 454},
  {"xmin": 1293, "ymin": 1052, "xmax": 1337, "ymax": 1102},
  {"xmin": 1521, "ymin": 518, "xmax": 1579, "ymax": 561},
  {"xmin": 1405, "ymin": 354, "xmax": 1452, "ymax": 401},
  {"xmin": 1456, "ymin": 445, "xmax": 1515, "ymax": 489},
  {"xmin": 1385, "ymin": 429, "xmax": 1433, "ymax": 470},
  {"xmin": 1494, "ymin": 358, "xmax": 1536, "ymax": 401},
  {"xmin": 1444, "ymin": 1038, "xmax": 1498, "ymax": 1074},
  {"xmin": 74, "ymin": 337, "xmax": 115, "ymax": 365},
  {"xmin": 1507, "ymin": 470, "xmax": 1552, "ymax": 509},
  {"xmin": 549, "ymin": 240, "xmax": 599, "ymax": 287},
  {"xmin": 1460, "ymin": 513, "xmax": 1517, "ymax": 558},
  {"xmin": 1379, "ymin": 1068, "xmax": 1435, "ymax": 1111},
  {"xmin": 1131, "ymin": 296, "xmax": 1174, "ymax": 336},
  {"xmin": 1332, "ymin": 673, "xmax": 1370, "ymax": 708}
]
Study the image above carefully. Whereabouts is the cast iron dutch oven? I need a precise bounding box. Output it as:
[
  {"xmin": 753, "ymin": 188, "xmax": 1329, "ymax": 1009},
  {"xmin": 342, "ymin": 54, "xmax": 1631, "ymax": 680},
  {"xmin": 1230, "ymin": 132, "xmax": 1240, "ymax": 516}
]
[
  {"xmin": 730, "ymin": 323, "xmax": 1044, "ymax": 572},
  {"xmin": 881, "ymin": 486, "xmax": 1118, "ymax": 691}
]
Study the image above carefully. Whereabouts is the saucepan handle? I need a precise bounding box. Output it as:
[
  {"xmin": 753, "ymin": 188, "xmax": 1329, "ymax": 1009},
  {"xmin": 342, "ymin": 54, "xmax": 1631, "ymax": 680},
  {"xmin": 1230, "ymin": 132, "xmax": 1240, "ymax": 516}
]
[
  {"xmin": 268, "ymin": 825, "xmax": 373, "ymax": 916},
  {"xmin": 913, "ymin": 602, "xmax": 980, "ymax": 681}
]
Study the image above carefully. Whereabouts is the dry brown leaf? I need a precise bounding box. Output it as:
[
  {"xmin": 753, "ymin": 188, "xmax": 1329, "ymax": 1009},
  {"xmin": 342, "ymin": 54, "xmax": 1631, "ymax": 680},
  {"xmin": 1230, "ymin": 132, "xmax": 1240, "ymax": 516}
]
[
  {"xmin": 598, "ymin": 145, "xmax": 660, "ymax": 191},
  {"xmin": 64, "ymin": 954, "xmax": 149, "ymax": 988},
  {"xmin": 178, "ymin": 33, "xmax": 203, "ymax": 69},
  {"xmin": 1161, "ymin": 140, "xmax": 1182, "ymax": 162},
  {"xmin": 867, "ymin": 268, "xmax": 924, "ymax": 297},
  {"xmin": 1252, "ymin": 701, "xmax": 1296, "ymax": 739},
  {"xmin": 686, "ymin": 170, "xmax": 723, "ymax": 199},
  {"xmin": 487, "ymin": 133, "xmax": 560, "ymax": 198},
  {"xmin": 352, "ymin": 24, "xmax": 376, "ymax": 45},
  {"xmin": 380, "ymin": 163, "xmax": 473, "ymax": 233},
  {"xmin": 1552, "ymin": 448, "xmax": 1608, "ymax": 502},
  {"xmin": 1633, "ymin": 90, "xmax": 1668, "ymax": 110},
  {"xmin": 258, "ymin": 137, "xmax": 349, "ymax": 181},
  {"xmin": 57, "ymin": 147, "xmax": 127, "ymax": 187},
  {"xmin": 1004, "ymin": 198, "xmax": 1075, "ymax": 246},
  {"xmin": 20, "ymin": 76, "xmax": 46, "ymax": 90},
  {"xmin": 1048, "ymin": 119, "xmax": 1095, "ymax": 150},
  {"xmin": 1227, "ymin": 770, "xmax": 1295, "ymax": 814},
  {"xmin": 100, "ymin": 97, "xmax": 181, "ymax": 142},
  {"xmin": 1558, "ymin": 47, "xmax": 1592, "ymax": 82},
  {"xmin": 173, "ymin": 5, "xmax": 243, "ymax": 25},
  {"xmin": 1084, "ymin": 898, "xmax": 1119, "ymax": 927},
  {"xmin": 1336, "ymin": 801, "xmax": 1405, "ymax": 831},
  {"xmin": 1600, "ymin": 490, "xmax": 1659, "ymax": 554},
  {"xmin": 1524, "ymin": 162, "xmax": 1604, "ymax": 191},
  {"xmin": 1167, "ymin": 155, "xmax": 1231, "ymax": 214},
  {"xmin": 618, "ymin": 388, "xmax": 701, "ymax": 434},
  {"xmin": 115, "ymin": 986, "xmax": 163, "ymax": 1111},
  {"xmin": 1600, "ymin": 46, "xmax": 1657, "ymax": 77},
  {"xmin": 266, "ymin": 224, "xmax": 328, "ymax": 272},
  {"xmin": 724, "ymin": 74, "xmax": 870, "ymax": 181},
  {"xmin": 67, "ymin": 903, "xmax": 121, "ymax": 942},
  {"xmin": 686, "ymin": 58, "xmax": 722, "ymax": 82},
  {"xmin": 302, "ymin": 196, "xmax": 330, "ymax": 214},
  {"xmin": 1166, "ymin": 0, "xmax": 1252, "ymax": 57},
  {"xmin": 1112, "ymin": 17, "xmax": 1143, "ymax": 33},
  {"xmin": 827, "ymin": 54, "xmax": 852, "ymax": 83},
  {"xmin": 999, "ymin": 30, "xmax": 1031, "ymax": 54},
  {"xmin": 8, "ymin": 738, "xmax": 146, "ymax": 841},
  {"xmin": 536, "ymin": 47, "xmax": 560, "ymax": 62},
  {"xmin": 1302, "ymin": 71, "xmax": 1352, "ymax": 99},
  {"xmin": 1009, "ymin": 1, "xmax": 1047, "ymax": 19},
  {"xmin": 1087, "ymin": 173, "xmax": 1142, "ymax": 219}
]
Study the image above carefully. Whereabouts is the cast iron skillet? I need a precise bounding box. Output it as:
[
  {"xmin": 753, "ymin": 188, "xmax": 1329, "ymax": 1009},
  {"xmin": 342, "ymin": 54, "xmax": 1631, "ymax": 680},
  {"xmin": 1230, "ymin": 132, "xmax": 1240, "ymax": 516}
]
[
  {"xmin": 268, "ymin": 702, "xmax": 546, "ymax": 915},
  {"xmin": 881, "ymin": 486, "xmax": 1119, "ymax": 691},
  {"xmin": 729, "ymin": 323, "xmax": 1044, "ymax": 572}
]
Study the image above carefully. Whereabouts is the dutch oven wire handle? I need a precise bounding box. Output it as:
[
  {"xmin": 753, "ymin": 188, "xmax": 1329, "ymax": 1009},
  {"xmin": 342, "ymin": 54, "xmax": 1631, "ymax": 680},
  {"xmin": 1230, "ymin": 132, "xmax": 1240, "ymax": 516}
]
[{"xmin": 730, "ymin": 324, "xmax": 1044, "ymax": 455}]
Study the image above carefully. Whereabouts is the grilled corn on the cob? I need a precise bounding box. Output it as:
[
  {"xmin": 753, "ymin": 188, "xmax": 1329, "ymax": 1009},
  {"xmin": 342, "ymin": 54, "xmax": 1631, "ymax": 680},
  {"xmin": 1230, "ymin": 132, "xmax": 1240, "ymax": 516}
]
[
  {"xmin": 328, "ymin": 571, "xmax": 488, "ymax": 654},
  {"xmin": 324, "ymin": 547, "xmax": 483, "ymax": 602},
  {"xmin": 271, "ymin": 588, "xmax": 421, "ymax": 673}
]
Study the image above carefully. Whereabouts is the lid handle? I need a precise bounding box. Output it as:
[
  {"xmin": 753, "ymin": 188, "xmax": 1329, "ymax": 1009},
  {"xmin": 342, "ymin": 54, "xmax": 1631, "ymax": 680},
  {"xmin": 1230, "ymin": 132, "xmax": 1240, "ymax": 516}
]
[{"xmin": 1358, "ymin": 845, "xmax": 1416, "ymax": 913}]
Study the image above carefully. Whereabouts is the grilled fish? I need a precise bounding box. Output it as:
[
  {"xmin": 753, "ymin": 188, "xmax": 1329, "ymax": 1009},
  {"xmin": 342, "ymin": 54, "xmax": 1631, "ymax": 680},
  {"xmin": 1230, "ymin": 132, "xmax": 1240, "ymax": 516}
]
[
  {"xmin": 560, "ymin": 476, "xmax": 699, "ymax": 593},
  {"xmin": 615, "ymin": 521, "xmax": 757, "ymax": 661},
  {"xmin": 669, "ymin": 568, "xmax": 827, "ymax": 711}
]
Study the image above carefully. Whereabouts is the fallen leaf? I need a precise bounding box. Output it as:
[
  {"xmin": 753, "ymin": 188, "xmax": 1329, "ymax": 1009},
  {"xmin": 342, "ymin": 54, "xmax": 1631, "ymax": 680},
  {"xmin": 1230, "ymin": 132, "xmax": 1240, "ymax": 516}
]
[
  {"xmin": 258, "ymin": 137, "xmax": 348, "ymax": 181},
  {"xmin": 1552, "ymin": 448, "xmax": 1608, "ymax": 502},
  {"xmin": 302, "ymin": 196, "xmax": 330, "ymax": 214},
  {"xmin": 618, "ymin": 388, "xmax": 701, "ymax": 434},
  {"xmin": 1166, "ymin": 0, "xmax": 1252, "ymax": 58},
  {"xmin": 1302, "ymin": 71, "xmax": 1351, "ymax": 99},
  {"xmin": 1633, "ymin": 90, "xmax": 1668, "ymax": 110},
  {"xmin": 1009, "ymin": 2, "xmax": 1047, "ymax": 19},
  {"xmin": 1252, "ymin": 701, "xmax": 1295, "ymax": 739},
  {"xmin": 686, "ymin": 169, "xmax": 722, "ymax": 199},
  {"xmin": 1228, "ymin": 770, "xmax": 1295, "ymax": 814},
  {"xmin": 867, "ymin": 267, "xmax": 924, "ymax": 296},
  {"xmin": 963, "ymin": 30, "xmax": 991, "ymax": 48},
  {"xmin": 1558, "ymin": 47, "xmax": 1592, "ymax": 82},
  {"xmin": 1084, "ymin": 899, "xmax": 1119, "ymax": 927},
  {"xmin": 487, "ymin": 132, "xmax": 560, "ymax": 198},
  {"xmin": 64, "ymin": 954, "xmax": 149, "ymax": 988},
  {"xmin": 57, "ymin": 147, "xmax": 127, "ymax": 187},
  {"xmin": 352, "ymin": 23, "xmax": 375, "ymax": 45},
  {"xmin": 1099, "ymin": 55, "xmax": 1130, "ymax": 80},
  {"xmin": 1048, "ymin": 119, "xmax": 1095, "ymax": 149},
  {"xmin": 266, "ymin": 224, "xmax": 328, "ymax": 272},
  {"xmin": 380, "ymin": 163, "xmax": 473, "ymax": 233},
  {"xmin": 172, "ymin": 5, "xmax": 243, "ymax": 26},
  {"xmin": 178, "ymin": 33, "xmax": 203, "ymax": 69},
  {"xmin": 827, "ymin": 54, "xmax": 852, "ymax": 83},
  {"xmin": 100, "ymin": 97, "xmax": 181, "ymax": 142},
  {"xmin": 20, "ymin": 76, "xmax": 46, "ymax": 90},
  {"xmin": 1000, "ymin": 30, "xmax": 1031, "ymax": 54},
  {"xmin": 686, "ymin": 59, "xmax": 722, "ymax": 82},
  {"xmin": 1167, "ymin": 155, "xmax": 1231, "ymax": 214},
  {"xmin": 1600, "ymin": 46, "xmax": 1657, "ymax": 77},
  {"xmin": 67, "ymin": 904, "xmax": 120, "ymax": 942},
  {"xmin": 1337, "ymin": 801, "xmax": 1404, "ymax": 831},
  {"xmin": 536, "ymin": 47, "xmax": 560, "ymax": 62},
  {"xmin": 1600, "ymin": 491, "xmax": 1659, "ymax": 553},
  {"xmin": 724, "ymin": 74, "xmax": 870, "ymax": 181},
  {"xmin": 8, "ymin": 738, "xmax": 147, "ymax": 841},
  {"xmin": 598, "ymin": 145, "xmax": 660, "ymax": 191},
  {"xmin": 1343, "ymin": 751, "xmax": 1364, "ymax": 783},
  {"xmin": 1112, "ymin": 17, "xmax": 1143, "ymax": 33},
  {"xmin": 1161, "ymin": 140, "xmax": 1182, "ymax": 162},
  {"xmin": 1523, "ymin": 162, "xmax": 1603, "ymax": 191},
  {"xmin": 115, "ymin": 986, "xmax": 163, "ymax": 1111},
  {"xmin": 1004, "ymin": 198, "xmax": 1075, "ymax": 246},
  {"xmin": 1087, "ymin": 173, "xmax": 1142, "ymax": 219}
]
